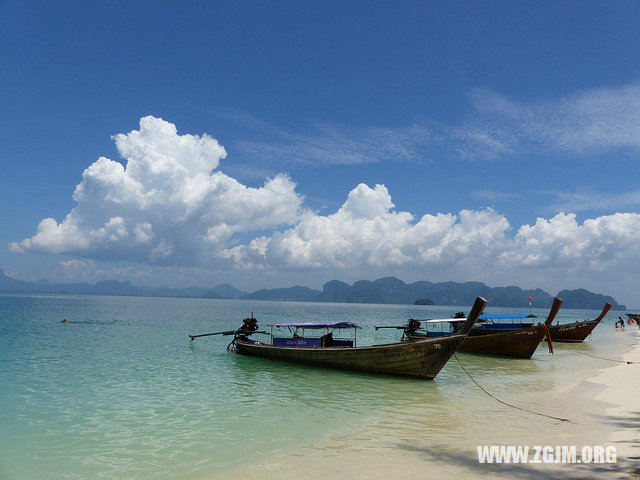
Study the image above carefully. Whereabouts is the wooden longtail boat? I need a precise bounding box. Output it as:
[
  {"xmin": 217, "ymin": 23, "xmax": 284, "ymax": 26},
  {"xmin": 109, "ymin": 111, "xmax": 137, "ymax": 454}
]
[
  {"xmin": 223, "ymin": 296, "xmax": 488, "ymax": 379},
  {"xmin": 628, "ymin": 313, "xmax": 640, "ymax": 331},
  {"xmin": 626, "ymin": 313, "xmax": 640, "ymax": 324},
  {"xmin": 401, "ymin": 297, "xmax": 563, "ymax": 358},
  {"xmin": 547, "ymin": 303, "xmax": 611, "ymax": 342}
]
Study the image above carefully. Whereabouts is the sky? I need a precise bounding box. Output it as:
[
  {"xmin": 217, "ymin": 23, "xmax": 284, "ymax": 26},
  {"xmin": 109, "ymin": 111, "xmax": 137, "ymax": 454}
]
[{"xmin": 1, "ymin": 0, "xmax": 640, "ymax": 306}]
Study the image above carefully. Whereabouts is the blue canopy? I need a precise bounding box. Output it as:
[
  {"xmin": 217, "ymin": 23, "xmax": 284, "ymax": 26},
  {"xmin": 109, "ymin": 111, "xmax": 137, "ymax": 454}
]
[
  {"xmin": 479, "ymin": 314, "xmax": 531, "ymax": 320},
  {"xmin": 269, "ymin": 321, "xmax": 361, "ymax": 329}
]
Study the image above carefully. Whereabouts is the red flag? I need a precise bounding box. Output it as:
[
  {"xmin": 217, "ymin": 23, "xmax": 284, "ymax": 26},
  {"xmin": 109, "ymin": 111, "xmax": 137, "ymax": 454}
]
[{"xmin": 528, "ymin": 296, "xmax": 533, "ymax": 301}]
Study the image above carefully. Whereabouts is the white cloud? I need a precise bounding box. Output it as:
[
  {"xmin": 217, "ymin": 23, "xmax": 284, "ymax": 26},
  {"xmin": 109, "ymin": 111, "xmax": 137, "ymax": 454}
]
[
  {"xmin": 471, "ymin": 189, "xmax": 522, "ymax": 203},
  {"xmin": 457, "ymin": 82, "xmax": 640, "ymax": 159},
  {"xmin": 235, "ymin": 122, "xmax": 439, "ymax": 166},
  {"xmin": 59, "ymin": 259, "xmax": 94, "ymax": 270},
  {"xmin": 503, "ymin": 212, "xmax": 640, "ymax": 272},
  {"xmin": 210, "ymin": 109, "xmax": 441, "ymax": 167},
  {"xmin": 212, "ymin": 81, "xmax": 640, "ymax": 169},
  {"xmin": 223, "ymin": 183, "xmax": 512, "ymax": 271},
  {"xmin": 223, "ymin": 184, "xmax": 640, "ymax": 303},
  {"xmin": 10, "ymin": 115, "xmax": 640, "ymax": 304},
  {"xmin": 545, "ymin": 190, "xmax": 640, "ymax": 213},
  {"xmin": 10, "ymin": 116, "xmax": 303, "ymax": 264}
]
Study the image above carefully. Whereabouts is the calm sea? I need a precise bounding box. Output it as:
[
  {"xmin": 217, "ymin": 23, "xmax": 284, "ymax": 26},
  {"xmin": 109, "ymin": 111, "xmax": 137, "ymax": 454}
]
[{"xmin": 0, "ymin": 294, "xmax": 637, "ymax": 480}]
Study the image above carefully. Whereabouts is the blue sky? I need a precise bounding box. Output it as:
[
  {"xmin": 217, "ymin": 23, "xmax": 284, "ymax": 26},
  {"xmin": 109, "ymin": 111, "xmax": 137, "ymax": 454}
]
[{"xmin": 2, "ymin": 1, "xmax": 640, "ymax": 305}]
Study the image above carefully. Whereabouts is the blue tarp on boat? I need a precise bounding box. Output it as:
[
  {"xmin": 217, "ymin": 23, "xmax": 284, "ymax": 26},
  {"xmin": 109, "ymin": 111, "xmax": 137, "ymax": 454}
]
[
  {"xmin": 272, "ymin": 337, "xmax": 355, "ymax": 347},
  {"xmin": 269, "ymin": 321, "xmax": 361, "ymax": 329},
  {"xmin": 273, "ymin": 337, "xmax": 323, "ymax": 347}
]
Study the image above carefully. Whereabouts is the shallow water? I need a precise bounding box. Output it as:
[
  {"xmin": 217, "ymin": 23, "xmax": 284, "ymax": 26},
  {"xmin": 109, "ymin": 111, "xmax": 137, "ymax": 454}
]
[{"xmin": 0, "ymin": 294, "xmax": 636, "ymax": 480}]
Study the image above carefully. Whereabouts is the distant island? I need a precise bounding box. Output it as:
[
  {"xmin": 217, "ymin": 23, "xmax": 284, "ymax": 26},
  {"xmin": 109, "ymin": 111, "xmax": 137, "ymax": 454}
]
[
  {"xmin": 241, "ymin": 277, "xmax": 625, "ymax": 310},
  {"xmin": 0, "ymin": 269, "xmax": 626, "ymax": 310},
  {"xmin": 414, "ymin": 298, "xmax": 435, "ymax": 305}
]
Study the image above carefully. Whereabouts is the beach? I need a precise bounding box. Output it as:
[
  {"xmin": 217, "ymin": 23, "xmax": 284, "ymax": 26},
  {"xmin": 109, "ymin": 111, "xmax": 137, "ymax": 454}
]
[
  {"xmin": 213, "ymin": 324, "xmax": 640, "ymax": 480},
  {"xmin": 591, "ymin": 327, "xmax": 640, "ymax": 478}
]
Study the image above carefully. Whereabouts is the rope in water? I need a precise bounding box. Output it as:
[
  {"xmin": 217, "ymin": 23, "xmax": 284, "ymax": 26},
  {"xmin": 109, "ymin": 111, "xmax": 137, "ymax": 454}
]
[
  {"xmin": 453, "ymin": 353, "xmax": 572, "ymax": 423},
  {"xmin": 575, "ymin": 351, "xmax": 634, "ymax": 364}
]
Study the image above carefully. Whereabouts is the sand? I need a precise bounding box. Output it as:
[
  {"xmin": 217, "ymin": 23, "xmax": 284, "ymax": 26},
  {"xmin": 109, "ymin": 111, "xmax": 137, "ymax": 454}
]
[
  {"xmin": 590, "ymin": 330, "xmax": 640, "ymax": 477},
  {"xmin": 211, "ymin": 328, "xmax": 640, "ymax": 480}
]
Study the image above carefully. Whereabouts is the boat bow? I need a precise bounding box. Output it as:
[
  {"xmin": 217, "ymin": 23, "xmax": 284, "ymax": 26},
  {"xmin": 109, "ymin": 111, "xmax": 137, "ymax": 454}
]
[{"xmin": 542, "ymin": 297, "xmax": 564, "ymax": 353}]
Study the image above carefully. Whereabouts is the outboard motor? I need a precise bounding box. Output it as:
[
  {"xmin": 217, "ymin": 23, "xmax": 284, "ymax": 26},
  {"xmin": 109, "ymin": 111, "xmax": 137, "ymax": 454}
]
[
  {"xmin": 239, "ymin": 315, "xmax": 259, "ymax": 334},
  {"xmin": 228, "ymin": 314, "xmax": 260, "ymax": 352},
  {"xmin": 189, "ymin": 313, "xmax": 266, "ymax": 352},
  {"xmin": 406, "ymin": 318, "xmax": 421, "ymax": 333}
]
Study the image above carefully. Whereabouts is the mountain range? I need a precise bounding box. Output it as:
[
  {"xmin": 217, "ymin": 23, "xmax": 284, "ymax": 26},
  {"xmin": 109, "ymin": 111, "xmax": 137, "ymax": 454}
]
[
  {"xmin": 0, "ymin": 269, "xmax": 248, "ymax": 299},
  {"xmin": 0, "ymin": 269, "xmax": 626, "ymax": 310}
]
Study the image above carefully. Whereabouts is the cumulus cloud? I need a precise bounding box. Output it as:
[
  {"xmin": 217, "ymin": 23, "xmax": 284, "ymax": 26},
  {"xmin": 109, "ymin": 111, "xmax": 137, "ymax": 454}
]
[
  {"xmin": 504, "ymin": 212, "xmax": 640, "ymax": 272},
  {"xmin": 223, "ymin": 184, "xmax": 640, "ymax": 295},
  {"xmin": 223, "ymin": 183, "xmax": 512, "ymax": 270},
  {"xmin": 10, "ymin": 116, "xmax": 640, "ymax": 304},
  {"xmin": 11, "ymin": 116, "xmax": 303, "ymax": 264}
]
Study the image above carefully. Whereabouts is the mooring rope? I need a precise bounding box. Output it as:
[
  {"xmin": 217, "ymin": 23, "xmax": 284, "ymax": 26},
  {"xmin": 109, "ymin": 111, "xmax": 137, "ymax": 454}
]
[
  {"xmin": 453, "ymin": 353, "xmax": 572, "ymax": 423},
  {"xmin": 575, "ymin": 351, "xmax": 634, "ymax": 364}
]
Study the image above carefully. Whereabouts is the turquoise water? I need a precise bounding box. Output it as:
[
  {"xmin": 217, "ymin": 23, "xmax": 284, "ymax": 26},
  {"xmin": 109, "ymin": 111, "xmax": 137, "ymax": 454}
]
[{"xmin": 0, "ymin": 294, "xmax": 637, "ymax": 480}]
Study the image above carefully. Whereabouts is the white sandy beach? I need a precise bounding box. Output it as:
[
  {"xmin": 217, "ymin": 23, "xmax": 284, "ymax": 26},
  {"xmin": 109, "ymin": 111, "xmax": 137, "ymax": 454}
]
[
  {"xmin": 212, "ymin": 327, "xmax": 640, "ymax": 480},
  {"xmin": 591, "ymin": 327, "xmax": 640, "ymax": 477}
]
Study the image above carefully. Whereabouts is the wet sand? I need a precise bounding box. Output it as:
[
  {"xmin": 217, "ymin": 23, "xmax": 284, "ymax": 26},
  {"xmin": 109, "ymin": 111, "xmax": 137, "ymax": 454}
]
[{"xmin": 212, "ymin": 327, "xmax": 640, "ymax": 480}]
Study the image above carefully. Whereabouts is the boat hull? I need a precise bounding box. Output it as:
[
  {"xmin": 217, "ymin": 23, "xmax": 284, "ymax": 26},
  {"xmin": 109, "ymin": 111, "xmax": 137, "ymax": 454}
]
[
  {"xmin": 547, "ymin": 320, "xmax": 600, "ymax": 342},
  {"xmin": 461, "ymin": 326, "xmax": 547, "ymax": 357},
  {"xmin": 407, "ymin": 325, "xmax": 547, "ymax": 358},
  {"xmin": 233, "ymin": 335, "xmax": 467, "ymax": 379}
]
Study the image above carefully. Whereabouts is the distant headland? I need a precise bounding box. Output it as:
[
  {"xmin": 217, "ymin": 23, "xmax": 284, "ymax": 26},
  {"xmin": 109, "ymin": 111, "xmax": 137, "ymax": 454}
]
[{"xmin": 0, "ymin": 269, "xmax": 625, "ymax": 310}]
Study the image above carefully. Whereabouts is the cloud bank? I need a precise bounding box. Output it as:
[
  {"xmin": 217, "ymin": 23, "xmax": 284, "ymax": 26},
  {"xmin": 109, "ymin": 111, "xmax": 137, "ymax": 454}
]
[
  {"xmin": 11, "ymin": 116, "xmax": 303, "ymax": 264},
  {"xmin": 223, "ymin": 183, "xmax": 640, "ymax": 283},
  {"xmin": 11, "ymin": 116, "xmax": 640, "ymax": 302}
]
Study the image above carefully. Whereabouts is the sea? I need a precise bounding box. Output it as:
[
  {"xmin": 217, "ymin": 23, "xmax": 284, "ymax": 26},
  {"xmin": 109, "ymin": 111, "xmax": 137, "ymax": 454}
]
[{"xmin": 0, "ymin": 293, "xmax": 637, "ymax": 480}]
